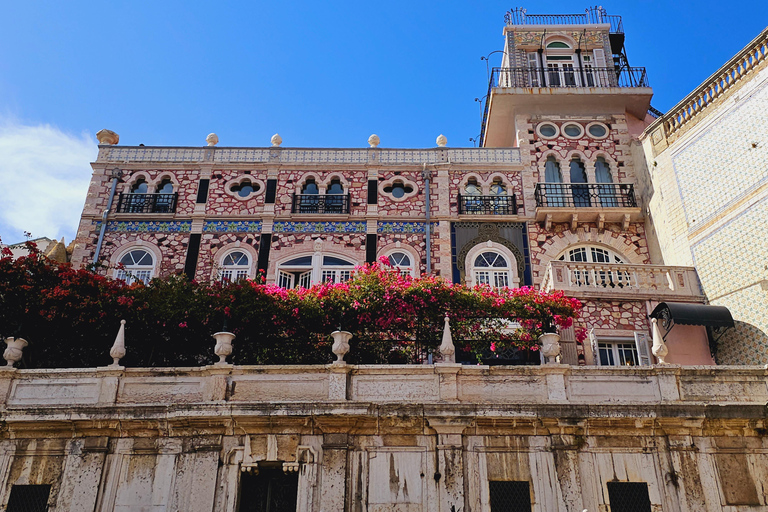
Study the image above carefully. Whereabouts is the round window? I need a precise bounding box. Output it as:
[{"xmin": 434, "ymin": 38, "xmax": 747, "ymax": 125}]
[
  {"xmin": 562, "ymin": 123, "xmax": 584, "ymax": 138},
  {"xmin": 538, "ymin": 123, "xmax": 558, "ymax": 138},
  {"xmin": 587, "ymin": 123, "xmax": 608, "ymax": 138},
  {"xmin": 384, "ymin": 181, "xmax": 413, "ymax": 199},
  {"xmin": 231, "ymin": 180, "xmax": 260, "ymax": 198}
]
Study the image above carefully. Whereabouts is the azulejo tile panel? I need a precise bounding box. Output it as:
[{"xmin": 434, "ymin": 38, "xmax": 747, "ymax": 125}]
[
  {"xmin": 204, "ymin": 221, "xmax": 262, "ymax": 233},
  {"xmin": 272, "ymin": 221, "xmax": 367, "ymax": 233},
  {"xmin": 94, "ymin": 220, "xmax": 192, "ymax": 232},
  {"xmin": 671, "ymin": 85, "xmax": 768, "ymax": 230},
  {"xmin": 377, "ymin": 222, "xmax": 439, "ymax": 234}
]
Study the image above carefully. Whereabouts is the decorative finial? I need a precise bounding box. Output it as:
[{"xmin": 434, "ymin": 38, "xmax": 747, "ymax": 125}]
[
  {"xmin": 271, "ymin": 134, "xmax": 282, "ymax": 147},
  {"xmin": 368, "ymin": 134, "xmax": 380, "ymax": 148},
  {"xmin": 109, "ymin": 320, "xmax": 126, "ymax": 367},
  {"xmin": 436, "ymin": 134, "xmax": 447, "ymax": 147},
  {"xmin": 206, "ymin": 133, "xmax": 219, "ymax": 146},
  {"xmin": 651, "ymin": 318, "xmax": 668, "ymax": 364},
  {"xmin": 96, "ymin": 129, "xmax": 119, "ymax": 145},
  {"xmin": 331, "ymin": 330, "xmax": 352, "ymax": 365},
  {"xmin": 439, "ymin": 314, "xmax": 455, "ymax": 363}
]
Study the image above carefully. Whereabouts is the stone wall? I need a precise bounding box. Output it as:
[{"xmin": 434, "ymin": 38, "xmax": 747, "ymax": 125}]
[{"xmin": 1, "ymin": 365, "xmax": 767, "ymax": 511}]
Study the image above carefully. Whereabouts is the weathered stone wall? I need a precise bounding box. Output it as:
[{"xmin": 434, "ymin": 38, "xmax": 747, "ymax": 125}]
[{"xmin": 1, "ymin": 365, "xmax": 767, "ymax": 511}]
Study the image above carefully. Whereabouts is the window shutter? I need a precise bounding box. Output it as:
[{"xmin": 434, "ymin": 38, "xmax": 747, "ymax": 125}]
[
  {"xmin": 634, "ymin": 332, "xmax": 652, "ymax": 366},
  {"xmin": 589, "ymin": 328, "xmax": 600, "ymax": 366},
  {"xmin": 592, "ymin": 48, "xmax": 608, "ymax": 86}
]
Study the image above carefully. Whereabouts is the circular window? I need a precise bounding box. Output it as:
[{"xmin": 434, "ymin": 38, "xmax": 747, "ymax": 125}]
[
  {"xmin": 384, "ymin": 181, "xmax": 413, "ymax": 199},
  {"xmin": 587, "ymin": 122, "xmax": 609, "ymax": 139},
  {"xmin": 562, "ymin": 123, "xmax": 584, "ymax": 138},
  {"xmin": 537, "ymin": 123, "xmax": 558, "ymax": 138}
]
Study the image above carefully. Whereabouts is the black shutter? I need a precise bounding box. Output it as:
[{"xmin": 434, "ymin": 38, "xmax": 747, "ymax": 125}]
[
  {"xmin": 196, "ymin": 179, "xmax": 210, "ymax": 203},
  {"xmin": 265, "ymin": 179, "xmax": 278, "ymax": 204},
  {"xmin": 367, "ymin": 179, "xmax": 378, "ymax": 204},
  {"xmin": 366, "ymin": 234, "xmax": 377, "ymax": 264},
  {"xmin": 184, "ymin": 234, "xmax": 202, "ymax": 280}
]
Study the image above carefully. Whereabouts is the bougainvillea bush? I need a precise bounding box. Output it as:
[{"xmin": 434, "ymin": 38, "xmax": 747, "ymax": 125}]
[{"xmin": 0, "ymin": 245, "xmax": 582, "ymax": 368}]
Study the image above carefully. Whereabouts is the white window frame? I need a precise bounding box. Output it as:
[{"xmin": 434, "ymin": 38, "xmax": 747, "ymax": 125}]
[
  {"xmin": 276, "ymin": 252, "xmax": 357, "ymax": 289},
  {"xmin": 385, "ymin": 250, "xmax": 417, "ymax": 277},
  {"xmin": 464, "ymin": 242, "xmax": 520, "ymax": 289},
  {"xmin": 589, "ymin": 330, "xmax": 652, "ymax": 366},
  {"xmin": 114, "ymin": 248, "xmax": 156, "ymax": 285},
  {"xmin": 219, "ymin": 250, "xmax": 251, "ymax": 282}
]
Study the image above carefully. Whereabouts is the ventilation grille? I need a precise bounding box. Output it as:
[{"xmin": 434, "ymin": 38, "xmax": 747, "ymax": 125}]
[
  {"xmin": 607, "ymin": 481, "xmax": 652, "ymax": 512},
  {"xmin": 489, "ymin": 480, "xmax": 532, "ymax": 512},
  {"xmin": 7, "ymin": 485, "xmax": 51, "ymax": 512}
]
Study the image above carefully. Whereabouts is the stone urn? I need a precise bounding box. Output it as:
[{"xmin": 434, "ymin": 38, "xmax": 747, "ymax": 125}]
[
  {"xmin": 331, "ymin": 330, "xmax": 352, "ymax": 364},
  {"xmin": 213, "ymin": 331, "xmax": 236, "ymax": 365},
  {"xmin": 3, "ymin": 337, "xmax": 28, "ymax": 368},
  {"xmin": 538, "ymin": 332, "xmax": 561, "ymax": 364}
]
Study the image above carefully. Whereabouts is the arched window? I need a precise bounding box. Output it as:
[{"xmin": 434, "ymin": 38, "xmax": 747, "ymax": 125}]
[
  {"xmin": 220, "ymin": 250, "xmax": 250, "ymax": 282},
  {"xmin": 595, "ymin": 157, "xmax": 617, "ymax": 207},
  {"xmin": 472, "ymin": 251, "xmax": 513, "ymax": 288},
  {"xmin": 156, "ymin": 179, "xmax": 174, "ymax": 194},
  {"xmin": 115, "ymin": 249, "xmax": 155, "ymax": 285},
  {"xmin": 558, "ymin": 245, "xmax": 630, "ymax": 288},
  {"xmin": 387, "ymin": 251, "xmax": 415, "ymax": 277},
  {"xmin": 154, "ymin": 178, "xmax": 175, "ymax": 213},
  {"xmin": 231, "ymin": 181, "xmax": 257, "ymax": 198},
  {"xmin": 131, "ymin": 179, "xmax": 148, "ymax": 193},
  {"xmin": 545, "ymin": 156, "xmax": 562, "ymax": 183},
  {"xmin": 327, "ymin": 179, "xmax": 344, "ymax": 195},
  {"xmin": 302, "ymin": 179, "xmax": 319, "ymax": 194},
  {"xmin": 544, "ymin": 156, "xmax": 564, "ymax": 207},
  {"xmin": 465, "ymin": 179, "xmax": 481, "ymax": 195},
  {"xmin": 325, "ymin": 178, "xmax": 345, "ymax": 213},
  {"xmin": 489, "ymin": 179, "xmax": 506, "ymax": 195},
  {"xmin": 569, "ymin": 158, "xmax": 590, "ymax": 207},
  {"xmin": 277, "ymin": 254, "xmax": 356, "ymax": 288}
]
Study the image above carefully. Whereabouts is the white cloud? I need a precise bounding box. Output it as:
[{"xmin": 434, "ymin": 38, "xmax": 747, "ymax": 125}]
[{"xmin": 0, "ymin": 119, "xmax": 97, "ymax": 245}]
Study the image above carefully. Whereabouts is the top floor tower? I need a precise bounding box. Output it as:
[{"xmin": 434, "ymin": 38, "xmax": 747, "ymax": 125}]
[{"xmin": 481, "ymin": 6, "xmax": 654, "ymax": 147}]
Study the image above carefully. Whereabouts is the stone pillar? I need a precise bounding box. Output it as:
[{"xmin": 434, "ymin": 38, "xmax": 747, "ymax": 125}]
[
  {"xmin": 428, "ymin": 419, "xmax": 470, "ymax": 512},
  {"xmin": 319, "ymin": 433, "xmax": 349, "ymax": 512},
  {"xmin": 56, "ymin": 438, "xmax": 109, "ymax": 510}
]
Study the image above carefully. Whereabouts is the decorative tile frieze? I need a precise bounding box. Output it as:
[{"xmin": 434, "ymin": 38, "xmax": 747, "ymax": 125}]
[
  {"xmin": 272, "ymin": 221, "xmax": 367, "ymax": 233},
  {"xmin": 94, "ymin": 220, "xmax": 192, "ymax": 232},
  {"xmin": 203, "ymin": 221, "xmax": 263, "ymax": 233},
  {"xmin": 377, "ymin": 222, "xmax": 439, "ymax": 234}
]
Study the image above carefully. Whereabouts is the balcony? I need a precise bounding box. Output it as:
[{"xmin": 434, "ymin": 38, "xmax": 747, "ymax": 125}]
[
  {"xmin": 505, "ymin": 7, "xmax": 624, "ymax": 34},
  {"xmin": 291, "ymin": 194, "xmax": 350, "ymax": 214},
  {"xmin": 533, "ymin": 183, "xmax": 641, "ymax": 229},
  {"xmin": 116, "ymin": 193, "xmax": 178, "ymax": 214},
  {"xmin": 541, "ymin": 261, "xmax": 705, "ymax": 302},
  {"xmin": 457, "ymin": 194, "xmax": 518, "ymax": 215},
  {"xmin": 491, "ymin": 66, "xmax": 648, "ymax": 90}
]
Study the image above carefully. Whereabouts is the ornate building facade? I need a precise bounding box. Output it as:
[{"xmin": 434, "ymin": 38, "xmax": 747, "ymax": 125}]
[{"xmin": 3, "ymin": 8, "xmax": 767, "ymax": 512}]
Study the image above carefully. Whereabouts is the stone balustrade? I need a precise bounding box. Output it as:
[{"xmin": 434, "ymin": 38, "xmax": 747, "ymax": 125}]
[
  {"xmin": 1, "ymin": 364, "xmax": 765, "ymax": 408},
  {"xmin": 541, "ymin": 260, "xmax": 705, "ymax": 301},
  {"xmin": 652, "ymin": 27, "xmax": 768, "ymax": 142},
  {"xmin": 97, "ymin": 146, "xmax": 522, "ymax": 165}
]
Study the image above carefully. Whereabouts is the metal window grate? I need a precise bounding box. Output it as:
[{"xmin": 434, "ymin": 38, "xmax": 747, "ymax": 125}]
[
  {"xmin": 489, "ymin": 481, "xmax": 531, "ymax": 512},
  {"xmin": 7, "ymin": 484, "xmax": 51, "ymax": 512},
  {"xmin": 607, "ymin": 482, "xmax": 652, "ymax": 512}
]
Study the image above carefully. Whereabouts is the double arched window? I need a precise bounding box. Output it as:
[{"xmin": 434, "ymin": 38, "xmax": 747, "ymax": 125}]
[
  {"xmin": 277, "ymin": 254, "xmax": 356, "ymax": 289},
  {"xmin": 115, "ymin": 249, "xmax": 155, "ymax": 285}
]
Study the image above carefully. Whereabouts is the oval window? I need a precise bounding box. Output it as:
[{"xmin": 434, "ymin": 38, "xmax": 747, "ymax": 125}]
[
  {"xmin": 538, "ymin": 123, "xmax": 557, "ymax": 138},
  {"xmin": 588, "ymin": 123, "xmax": 608, "ymax": 138},
  {"xmin": 562, "ymin": 123, "xmax": 583, "ymax": 138}
]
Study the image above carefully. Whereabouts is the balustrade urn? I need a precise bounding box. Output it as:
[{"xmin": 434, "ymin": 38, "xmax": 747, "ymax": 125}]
[
  {"xmin": 539, "ymin": 332, "xmax": 561, "ymax": 364},
  {"xmin": 109, "ymin": 320, "xmax": 127, "ymax": 367},
  {"xmin": 3, "ymin": 337, "xmax": 28, "ymax": 368},
  {"xmin": 331, "ymin": 330, "xmax": 352, "ymax": 365},
  {"xmin": 213, "ymin": 331, "xmax": 236, "ymax": 365}
]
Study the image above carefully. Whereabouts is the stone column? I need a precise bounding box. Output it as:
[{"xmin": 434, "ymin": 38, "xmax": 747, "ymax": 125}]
[
  {"xmin": 56, "ymin": 438, "xmax": 109, "ymax": 510},
  {"xmin": 318, "ymin": 433, "xmax": 349, "ymax": 512},
  {"xmin": 428, "ymin": 419, "xmax": 470, "ymax": 512}
]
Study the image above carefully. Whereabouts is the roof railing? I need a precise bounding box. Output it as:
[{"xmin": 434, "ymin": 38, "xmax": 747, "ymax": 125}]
[{"xmin": 505, "ymin": 7, "xmax": 623, "ymax": 33}]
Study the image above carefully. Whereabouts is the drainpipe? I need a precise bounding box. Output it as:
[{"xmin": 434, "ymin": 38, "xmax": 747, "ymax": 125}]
[
  {"xmin": 538, "ymin": 30, "xmax": 547, "ymax": 86},
  {"xmin": 576, "ymin": 29, "xmax": 586, "ymax": 86},
  {"xmin": 422, "ymin": 163, "xmax": 432, "ymax": 275},
  {"xmin": 93, "ymin": 168, "xmax": 123, "ymax": 265}
]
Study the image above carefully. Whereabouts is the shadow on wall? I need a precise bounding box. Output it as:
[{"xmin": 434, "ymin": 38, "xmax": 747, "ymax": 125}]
[{"xmin": 716, "ymin": 321, "xmax": 768, "ymax": 365}]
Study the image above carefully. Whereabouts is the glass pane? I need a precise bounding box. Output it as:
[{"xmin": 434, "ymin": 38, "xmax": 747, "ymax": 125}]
[
  {"xmin": 327, "ymin": 181, "xmax": 344, "ymax": 194},
  {"xmin": 539, "ymin": 124, "xmax": 557, "ymax": 137},
  {"xmin": 494, "ymin": 272, "xmax": 510, "ymax": 288},
  {"xmin": 302, "ymin": 181, "xmax": 318, "ymax": 194},
  {"xmin": 283, "ymin": 256, "xmax": 312, "ymax": 266},
  {"xmin": 391, "ymin": 184, "xmax": 405, "ymax": 198},
  {"xmin": 278, "ymin": 271, "xmax": 293, "ymax": 288},
  {"xmin": 476, "ymin": 271, "xmax": 491, "ymax": 285},
  {"xmin": 591, "ymin": 248, "xmax": 611, "ymax": 263},
  {"xmin": 323, "ymin": 256, "xmax": 354, "ymax": 266},
  {"xmin": 157, "ymin": 181, "xmax": 173, "ymax": 193},
  {"xmin": 589, "ymin": 124, "xmax": 607, "ymax": 137},
  {"xmin": 568, "ymin": 248, "xmax": 587, "ymax": 262},
  {"xmin": 389, "ymin": 252, "xmax": 410, "ymax": 266},
  {"xmin": 298, "ymin": 271, "xmax": 311, "ymax": 288},
  {"xmin": 563, "ymin": 124, "xmax": 582, "ymax": 137},
  {"xmin": 490, "ymin": 183, "xmax": 506, "ymax": 195},
  {"xmin": 598, "ymin": 343, "xmax": 615, "ymax": 366},
  {"xmin": 465, "ymin": 182, "xmax": 481, "ymax": 195}
]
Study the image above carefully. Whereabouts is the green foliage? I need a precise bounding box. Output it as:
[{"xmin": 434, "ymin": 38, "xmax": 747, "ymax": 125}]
[{"xmin": 0, "ymin": 247, "xmax": 582, "ymax": 368}]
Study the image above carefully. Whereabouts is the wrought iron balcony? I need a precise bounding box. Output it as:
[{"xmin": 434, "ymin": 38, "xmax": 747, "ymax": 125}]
[
  {"xmin": 490, "ymin": 66, "xmax": 648, "ymax": 89},
  {"xmin": 116, "ymin": 193, "xmax": 178, "ymax": 214},
  {"xmin": 534, "ymin": 183, "xmax": 637, "ymax": 208},
  {"xmin": 505, "ymin": 7, "xmax": 624, "ymax": 34},
  {"xmin": 458, "ymin": 194, "xmax": 518, "ymax": 215},
  {"xmin": 541, "ymin": 261, "xmax": 705, "ymax": 302},
  {"xmin": 292, "ymin": 193, "xmax": 350, "ymax": 214}
]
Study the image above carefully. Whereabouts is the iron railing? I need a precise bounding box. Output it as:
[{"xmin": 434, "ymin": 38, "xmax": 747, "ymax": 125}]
[
  {"xmin": 116, "ymin": 193, "xmax": 178, "ymax": 214},
  {"xmin": 291, "ymin": 193, "xmax": 350, "ymax": 214},
  {"xmin": 505, "ymin": 7, "xmax": 623, "ymax": 33},
  {"xmin": 534, "ymin": 183, "xmax": 637, "ymax": 208},
  {"xmin": 458, "ymin": 194, "xmax": 518, "ymax": 215},
  {"xmin": 490, "ymin": 66, "xmax": 648, "ymax": 89}
]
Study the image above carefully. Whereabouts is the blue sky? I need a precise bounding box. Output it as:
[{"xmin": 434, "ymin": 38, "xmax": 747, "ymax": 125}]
[{"xmin": 0, "ymin": 1, "xmax": 765, "ymax": 243}]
